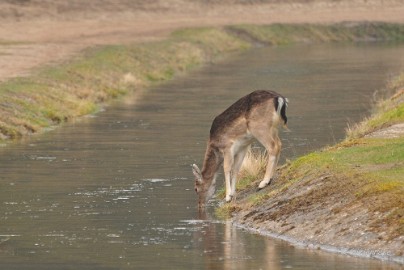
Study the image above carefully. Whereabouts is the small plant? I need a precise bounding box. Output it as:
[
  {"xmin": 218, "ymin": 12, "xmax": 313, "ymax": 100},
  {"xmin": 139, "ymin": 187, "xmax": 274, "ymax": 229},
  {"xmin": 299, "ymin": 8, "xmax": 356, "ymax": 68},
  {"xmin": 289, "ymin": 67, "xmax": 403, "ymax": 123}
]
[{"xmin": 215, "ymin": 203, "xmax": 240, "ymax": 219}]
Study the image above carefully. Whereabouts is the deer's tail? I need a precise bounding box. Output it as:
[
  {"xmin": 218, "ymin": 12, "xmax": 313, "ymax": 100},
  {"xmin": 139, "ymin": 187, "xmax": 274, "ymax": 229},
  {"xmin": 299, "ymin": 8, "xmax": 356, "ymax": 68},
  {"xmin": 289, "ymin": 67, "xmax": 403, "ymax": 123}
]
[{"xmin": 276, "ymin": 96, "xmax": 289, "ymax": 126}]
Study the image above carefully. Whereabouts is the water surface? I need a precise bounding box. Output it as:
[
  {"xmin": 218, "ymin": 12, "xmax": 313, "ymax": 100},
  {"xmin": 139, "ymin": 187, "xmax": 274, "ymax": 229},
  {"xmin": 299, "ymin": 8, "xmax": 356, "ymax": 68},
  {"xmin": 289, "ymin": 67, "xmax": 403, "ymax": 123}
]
[{"xmin": 0, "ymin": 43, "xmax": 403, "ymax": 269}]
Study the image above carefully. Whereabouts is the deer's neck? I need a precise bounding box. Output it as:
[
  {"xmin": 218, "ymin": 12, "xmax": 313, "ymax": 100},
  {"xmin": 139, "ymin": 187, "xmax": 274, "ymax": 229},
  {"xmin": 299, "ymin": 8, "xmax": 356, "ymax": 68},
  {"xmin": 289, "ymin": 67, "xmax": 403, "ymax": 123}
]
[{"xmin": 201, "ymin": 145, "xmax": 222, "ymax": 183}]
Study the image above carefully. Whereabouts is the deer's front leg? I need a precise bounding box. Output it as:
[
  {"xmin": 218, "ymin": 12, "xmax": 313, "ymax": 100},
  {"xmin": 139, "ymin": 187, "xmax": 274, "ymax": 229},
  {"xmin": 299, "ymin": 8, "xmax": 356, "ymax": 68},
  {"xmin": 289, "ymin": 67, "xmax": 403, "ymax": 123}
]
[
  {"xmin": 223, "ymin": 150, "xmax": 234, "ymax": 203},
  {"xmin": 230, "ymin": 147, "xmax": 248, "ymax": 199}
]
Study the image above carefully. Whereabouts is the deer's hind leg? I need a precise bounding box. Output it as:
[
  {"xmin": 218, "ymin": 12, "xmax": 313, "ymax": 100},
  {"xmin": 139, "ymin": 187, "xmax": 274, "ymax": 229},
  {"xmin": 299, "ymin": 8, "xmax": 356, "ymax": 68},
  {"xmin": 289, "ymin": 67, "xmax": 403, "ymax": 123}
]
[
  {"xmin": 259, "ymin": 132, "xmax": 281, "ymax": 189},
  {"xmin": 249, "ymin": 124, "xmax": 281, "ymax": 189}
]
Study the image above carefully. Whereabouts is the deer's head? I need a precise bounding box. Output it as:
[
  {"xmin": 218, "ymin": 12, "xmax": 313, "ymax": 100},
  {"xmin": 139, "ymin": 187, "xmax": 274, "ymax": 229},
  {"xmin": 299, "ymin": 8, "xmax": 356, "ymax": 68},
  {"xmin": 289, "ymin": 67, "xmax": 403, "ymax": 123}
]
[{"xmin": 192, "ymin": 164, "xmax": 215, "ymax": 208}]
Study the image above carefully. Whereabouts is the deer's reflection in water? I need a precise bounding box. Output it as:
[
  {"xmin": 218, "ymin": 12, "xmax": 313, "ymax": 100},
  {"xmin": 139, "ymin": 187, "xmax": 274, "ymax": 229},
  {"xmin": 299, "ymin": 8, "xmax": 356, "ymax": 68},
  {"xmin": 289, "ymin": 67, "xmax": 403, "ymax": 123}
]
[{"xmin": 194, "ymin": 209, "xmax": 281, "ymax": 270}]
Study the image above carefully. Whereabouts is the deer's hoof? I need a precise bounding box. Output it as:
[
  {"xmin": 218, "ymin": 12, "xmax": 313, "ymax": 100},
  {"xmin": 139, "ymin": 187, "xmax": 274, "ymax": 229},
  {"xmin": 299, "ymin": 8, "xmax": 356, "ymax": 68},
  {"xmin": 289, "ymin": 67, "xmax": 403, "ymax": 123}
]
[{"xmin": 258, "ymin": 179, "xmax": 271, "ymax": 190}]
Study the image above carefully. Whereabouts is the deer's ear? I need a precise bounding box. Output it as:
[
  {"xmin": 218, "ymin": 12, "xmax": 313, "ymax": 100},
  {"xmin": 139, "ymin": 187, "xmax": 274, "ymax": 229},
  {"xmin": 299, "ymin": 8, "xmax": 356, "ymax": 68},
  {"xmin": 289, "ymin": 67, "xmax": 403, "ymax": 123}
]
[{"xmin": 192, "ymin": 164, "xmax": 202, "ymax": 182}]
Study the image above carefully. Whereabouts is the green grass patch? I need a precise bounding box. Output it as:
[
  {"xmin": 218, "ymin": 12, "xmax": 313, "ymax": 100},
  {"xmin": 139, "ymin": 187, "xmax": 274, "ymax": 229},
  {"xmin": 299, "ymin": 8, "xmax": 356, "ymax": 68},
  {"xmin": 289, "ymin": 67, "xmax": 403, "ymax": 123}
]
[
  {"xmin": 366, "ymin": 102, "xmax": 404, "ymax": 129},
  {"xmin": 228, "ymin": 23, "xmax": 404, "ymax": 46},
  {"xmin": 331, "ymin": 138, "xmax": 404, "ymax": 164},
  {"xmin": 247, "ymin": 192, "xmax": 271, "ymax": 207},
  {"xmin": 0, "ymin": 40, "xmax": 30, "ymax": 46},
  {"xmin": 288, "ymin": 137, "xmax": 404, "ymax": 189},
  {"xmin": 327, "ymin": 138, "xmax": 404, "ymax": 201},
  {"xmin": 172, "ymin": 27, "xmax": 251, "ymax": 56}
]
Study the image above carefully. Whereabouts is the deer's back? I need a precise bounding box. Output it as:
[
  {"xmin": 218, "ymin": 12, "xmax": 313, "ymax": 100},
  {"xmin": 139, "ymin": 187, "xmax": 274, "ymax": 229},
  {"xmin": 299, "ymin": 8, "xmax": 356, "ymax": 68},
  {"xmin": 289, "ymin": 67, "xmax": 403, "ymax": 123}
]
[{"xmin": 209, "ymin": 90, "xmax": 283, "ymax": 141}]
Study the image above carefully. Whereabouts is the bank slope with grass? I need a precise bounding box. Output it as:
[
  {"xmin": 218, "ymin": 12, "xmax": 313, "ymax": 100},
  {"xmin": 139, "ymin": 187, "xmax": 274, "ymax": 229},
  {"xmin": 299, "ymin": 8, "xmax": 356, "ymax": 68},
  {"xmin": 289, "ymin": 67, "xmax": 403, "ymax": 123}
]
[
  {"xmin": 0, "ymin": 27, "xmax": 250, "ymax": 141},
  {"xmin": 1, "ymin": 23, "xmax": 404, "ymax": 142},
  {"xmin": 219, "ymin": 76, "xmax": 404, "ymax": 263}
]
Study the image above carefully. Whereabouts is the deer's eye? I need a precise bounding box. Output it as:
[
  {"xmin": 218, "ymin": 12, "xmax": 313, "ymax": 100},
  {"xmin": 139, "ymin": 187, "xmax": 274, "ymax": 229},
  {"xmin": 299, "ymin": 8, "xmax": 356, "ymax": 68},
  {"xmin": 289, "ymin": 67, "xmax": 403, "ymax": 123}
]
[{"xmin": 194, "ymin": 187, "xmax": 198, "ymax": 193}]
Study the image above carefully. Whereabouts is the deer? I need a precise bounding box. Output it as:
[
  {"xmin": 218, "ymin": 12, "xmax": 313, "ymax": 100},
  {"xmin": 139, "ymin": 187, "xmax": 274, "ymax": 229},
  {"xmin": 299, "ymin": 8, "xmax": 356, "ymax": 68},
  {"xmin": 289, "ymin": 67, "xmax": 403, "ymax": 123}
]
[{"xmin": 192, "ymin": 90, "xmax": 288, "ymax": 208}]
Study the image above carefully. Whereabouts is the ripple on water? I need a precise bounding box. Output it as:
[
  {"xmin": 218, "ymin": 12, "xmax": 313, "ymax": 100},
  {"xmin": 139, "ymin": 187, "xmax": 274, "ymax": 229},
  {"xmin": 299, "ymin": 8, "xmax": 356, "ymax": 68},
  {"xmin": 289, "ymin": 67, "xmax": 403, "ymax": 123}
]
[
  {"xmin": 71, "ymin": 183, "xmax": 144, "ymax": 198},
  {"xmin": 142, "ymin": 178, "xmax": 169, "ymax": 183}
]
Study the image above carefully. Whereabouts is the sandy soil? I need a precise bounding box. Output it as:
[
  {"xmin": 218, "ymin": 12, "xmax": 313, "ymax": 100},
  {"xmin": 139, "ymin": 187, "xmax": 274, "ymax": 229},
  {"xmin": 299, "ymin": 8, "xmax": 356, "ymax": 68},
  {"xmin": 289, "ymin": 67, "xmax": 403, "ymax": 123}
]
[
  {"xmin": 366, "ymin": 123, "xmax": 404, "ymax": 138},
  {"xmin": 1, "ymin": 0, "xmax": 404, "ymax": 82}
]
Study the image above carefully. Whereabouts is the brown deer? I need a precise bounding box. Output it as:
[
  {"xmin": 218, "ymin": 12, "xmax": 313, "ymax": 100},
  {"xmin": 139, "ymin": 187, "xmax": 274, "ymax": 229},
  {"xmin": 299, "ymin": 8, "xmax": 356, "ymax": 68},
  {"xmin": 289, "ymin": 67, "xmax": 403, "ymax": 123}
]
[{"xmin": 192, "ymin": 90, "xmax": 288, "ymax": 208}]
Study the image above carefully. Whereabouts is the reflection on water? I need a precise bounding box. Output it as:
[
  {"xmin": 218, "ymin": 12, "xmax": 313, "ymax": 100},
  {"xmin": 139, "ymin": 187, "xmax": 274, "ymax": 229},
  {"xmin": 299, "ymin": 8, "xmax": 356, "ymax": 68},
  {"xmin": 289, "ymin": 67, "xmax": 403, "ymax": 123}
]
[{"xmin": 0, "ymin": 43, "xmax": 403, "ymax": 269}]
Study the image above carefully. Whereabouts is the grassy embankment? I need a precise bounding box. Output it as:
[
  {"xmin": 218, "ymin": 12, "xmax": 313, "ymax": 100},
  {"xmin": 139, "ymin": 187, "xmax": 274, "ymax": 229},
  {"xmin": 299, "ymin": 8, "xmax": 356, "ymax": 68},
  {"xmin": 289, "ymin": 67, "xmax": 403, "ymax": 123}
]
[
  {"xmin": 217, "ymin": 71, "xmax": 404, "ymax": 244},
  {"xmin": 0, "ymin": 28, "xmax": 249, "ymax": 141},
  {"xmin": 1, "ymin": 22, "xmax": 404, "ymax": 142}
]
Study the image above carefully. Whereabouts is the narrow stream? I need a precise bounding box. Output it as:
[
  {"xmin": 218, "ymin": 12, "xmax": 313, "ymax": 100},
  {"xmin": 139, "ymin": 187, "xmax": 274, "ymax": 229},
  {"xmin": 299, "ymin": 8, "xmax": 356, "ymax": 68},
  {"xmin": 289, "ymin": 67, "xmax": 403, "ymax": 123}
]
[{"xmin": 0, "ymin": 43, "xmax": 403, "ymax": 269}]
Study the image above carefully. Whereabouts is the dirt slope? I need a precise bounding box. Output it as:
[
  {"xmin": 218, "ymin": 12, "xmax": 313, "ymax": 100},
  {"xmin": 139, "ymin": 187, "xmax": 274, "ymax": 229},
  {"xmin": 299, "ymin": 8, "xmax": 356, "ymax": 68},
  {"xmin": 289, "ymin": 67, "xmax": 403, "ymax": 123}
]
[{"xmin": 232, "ymin": 170, "xmax": 404, "ymax": 263}]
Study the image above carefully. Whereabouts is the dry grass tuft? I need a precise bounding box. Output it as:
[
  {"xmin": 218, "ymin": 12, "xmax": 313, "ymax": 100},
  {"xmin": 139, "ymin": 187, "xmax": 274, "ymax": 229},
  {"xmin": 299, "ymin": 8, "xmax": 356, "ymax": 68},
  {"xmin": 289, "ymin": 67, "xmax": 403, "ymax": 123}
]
[{"xmin": 239, "ymin": 147, "xmax": 267, "ymax": 180}]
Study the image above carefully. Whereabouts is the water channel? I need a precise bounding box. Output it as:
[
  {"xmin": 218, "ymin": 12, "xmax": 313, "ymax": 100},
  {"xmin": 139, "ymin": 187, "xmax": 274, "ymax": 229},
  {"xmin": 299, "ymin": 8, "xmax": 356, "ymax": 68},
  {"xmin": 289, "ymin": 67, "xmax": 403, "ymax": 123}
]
[{"xmin": 0, "ymin": 43, "xmax": 403, "ymax": 269}]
